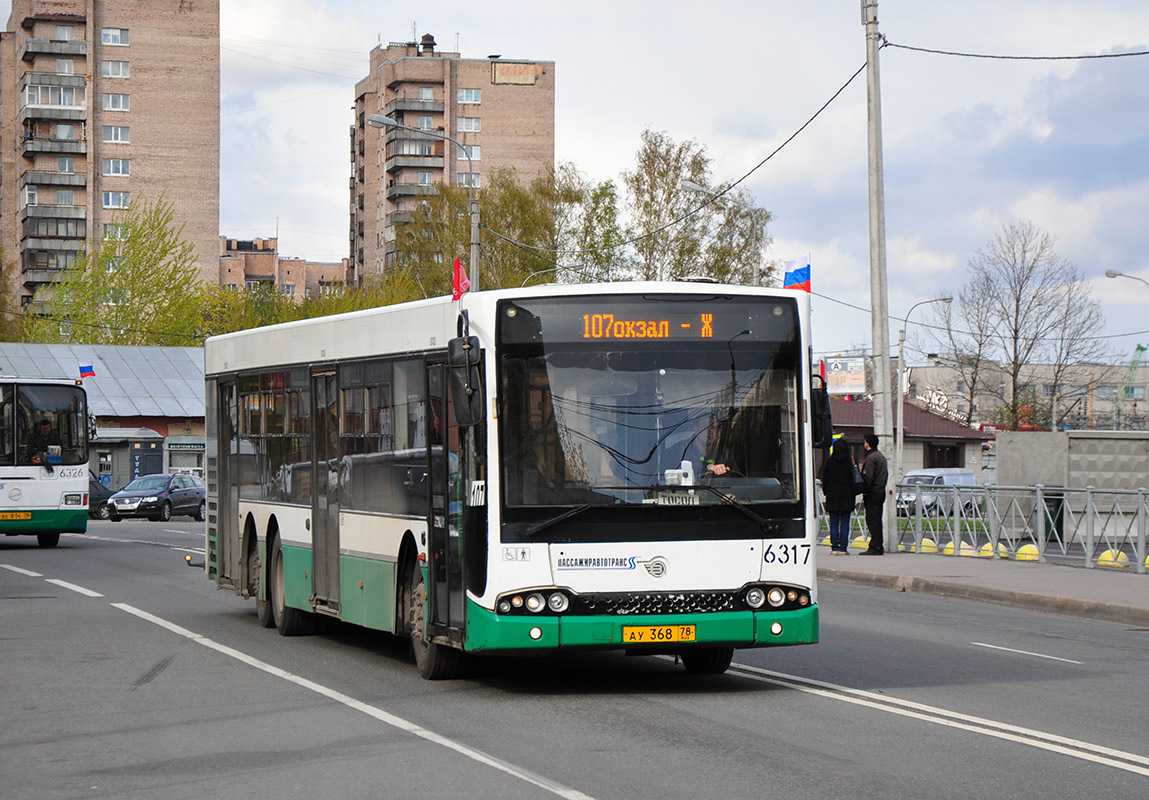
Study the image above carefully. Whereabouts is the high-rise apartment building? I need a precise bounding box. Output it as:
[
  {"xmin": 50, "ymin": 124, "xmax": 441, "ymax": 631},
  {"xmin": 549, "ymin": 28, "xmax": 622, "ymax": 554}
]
[
  {"xmin": 351, "ymin": 33, "xmax": 554, "ymax": 282},
  {"xmin": 0, "ymin": 0, "xmax": 219, "ymax": 310}
]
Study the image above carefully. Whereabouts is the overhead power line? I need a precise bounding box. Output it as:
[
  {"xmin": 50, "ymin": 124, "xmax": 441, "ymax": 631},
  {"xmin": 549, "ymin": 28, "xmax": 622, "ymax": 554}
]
[{"xmin": 885, "ymin": 41, "xmax": 1149, "ymax": 61}]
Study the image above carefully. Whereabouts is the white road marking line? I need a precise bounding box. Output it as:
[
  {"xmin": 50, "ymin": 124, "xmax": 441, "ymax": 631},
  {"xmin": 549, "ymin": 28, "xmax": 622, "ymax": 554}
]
[
  {"xmin": 45, "ymin": 579, "xmax": 103, "ymax": 598},
  {"xmin": 971, "ymin": 641, "xmax": 1084, "ymax": 664},
  {"xmin": 728, "ymin": 663, "xmax": 1149, "ymax": 776},
  {"xmin": 111, "ymin": 603, "xmax": 597, "ymax": 800},
  {"xmin": 76, "ymin": 534, "xmax": 203, "ymax": 555},
  {"xmin": 1, "ymin": 564, "xmax": 43, "ymax": 577}
]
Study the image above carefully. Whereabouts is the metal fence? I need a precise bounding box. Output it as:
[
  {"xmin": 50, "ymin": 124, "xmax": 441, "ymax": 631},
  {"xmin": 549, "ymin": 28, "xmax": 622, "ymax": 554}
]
[{"xmin": 815, "ymin": 483, "xmax": 1149, "ymax": 574}]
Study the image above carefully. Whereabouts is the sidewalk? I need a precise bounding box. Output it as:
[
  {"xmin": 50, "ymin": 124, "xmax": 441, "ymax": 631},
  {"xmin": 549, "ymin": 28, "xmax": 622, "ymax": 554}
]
[{"xmin": 817, "ymin": 550, "xmax": 1149, "ymax": 626}]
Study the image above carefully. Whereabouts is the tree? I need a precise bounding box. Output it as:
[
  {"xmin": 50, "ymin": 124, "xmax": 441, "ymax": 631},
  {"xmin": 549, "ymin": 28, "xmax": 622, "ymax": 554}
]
[
  {"xmin": 622, "ymin": 128, "xmax": 772, "ymax": 284},
  {"xmin": 392, "ymin": 165, "xmax": 562, "ymax": 295},
  {"xmin": 0, "ymin": 244, "xmax": 24, "ymax": 342},
  {"xmin": 928, "ymin": 221, "xmax": 1108, "ymax": 429},
  {"xmin": 23, "ymin": 195, "xmax": 205, "ymax": 345}
]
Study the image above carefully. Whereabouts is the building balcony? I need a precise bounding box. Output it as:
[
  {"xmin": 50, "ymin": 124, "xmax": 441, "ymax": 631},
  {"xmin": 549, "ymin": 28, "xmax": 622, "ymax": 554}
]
[
  {"xmin": 21, "ymin": 204, "xmax": 86, "ymax": 221},
  {"xmin": 22, "ymin": 237, "xmax": 84, "ymax": 251},
  {"xmin": 21, "ymin": 171, "xmax": 86, "ymax": 188},
  {"xmin": 384, "ymin": 98, "xmax": 444, "ymax": 116},
  {"xmin": 385, "ymin": 155, "xmax": 444, "ymax": 172},
  {"xmin": 385, "ymin": 182, "xmax": 436, "ymax": 200},
  {"xmin": 19, "ymin": 105, "xmax": 86, "ymax": 124},
  {"xmin": 21, "ymin": 136, "xmax": 87, "ymax": 158},
  {"xmin": 23, "ymin": 72, "xmax": 87, "ymax": 89},
  {"xmin": 20, "ymin": 39, "xmax": 87, "ymax": 61},
  {"xmin": 21, "ymin": 266, "xmax": 68, "ymax": 286}
]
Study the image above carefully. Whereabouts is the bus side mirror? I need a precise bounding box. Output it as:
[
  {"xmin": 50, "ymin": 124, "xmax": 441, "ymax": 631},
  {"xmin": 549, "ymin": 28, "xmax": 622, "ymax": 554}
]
[
  {"xmin": 447, "ymin": 336, "xmax": 483, "ymax": 427},
  {"xmin": 810, "ymin": 376, "xmax": 833, "ymax": 449}
]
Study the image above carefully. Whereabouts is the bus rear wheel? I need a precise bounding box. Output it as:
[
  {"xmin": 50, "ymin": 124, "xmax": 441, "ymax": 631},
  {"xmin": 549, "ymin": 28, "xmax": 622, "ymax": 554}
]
[
  {"xmin": 271, "ymin": 538, "xmax": 313, "ymax": 636},
  {"xmin": 251, "ymin": 546, "xmax": 274, "ymax": 628},
  {"xmin": 37, "ymin": 533, "xmax": 60, "ymax": 548},
  {"xmin": 680, "ymin": 646, "xmax": 734, "ymax": 675},
  {"xmin": 407, "ymin": 570, "xmax": 465, "ymax": 680}
]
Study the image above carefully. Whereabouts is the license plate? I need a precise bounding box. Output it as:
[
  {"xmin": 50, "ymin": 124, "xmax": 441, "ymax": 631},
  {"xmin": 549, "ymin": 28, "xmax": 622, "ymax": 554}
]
[
  {"xmin": 622, "ymin": 624, "xmax": 696, "ymax": 643},
  {"xmin": 0, "ymin": 512, "xmax": 32, "ymax": 520}
]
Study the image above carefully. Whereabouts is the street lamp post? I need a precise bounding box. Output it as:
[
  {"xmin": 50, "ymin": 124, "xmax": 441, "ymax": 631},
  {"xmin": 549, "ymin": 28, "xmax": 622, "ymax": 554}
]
[
  {"xmin": 367, "ymin": 114, "xmax": 480, "ymax": 292},
  {"xmin": 1105, "ymin": 269, "xmax": 1149, "ymax": 291},
  {"xmin": 895, "ymin": 295, "xmax": 952, "ymax": 495}
]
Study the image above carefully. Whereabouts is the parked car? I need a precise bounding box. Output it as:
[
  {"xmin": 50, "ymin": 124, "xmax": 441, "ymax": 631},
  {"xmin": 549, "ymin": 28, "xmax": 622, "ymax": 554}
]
[
  {"xmin": 88, "ymin": 470, "xmax": 116, "ymax": 520},
  {"xmin": 108, "ymin": 473, "xmax": 206, "ymax": 522},
  {"xmin": 896, "ymin": 468, "xmax": 977, "ymax": 516}
]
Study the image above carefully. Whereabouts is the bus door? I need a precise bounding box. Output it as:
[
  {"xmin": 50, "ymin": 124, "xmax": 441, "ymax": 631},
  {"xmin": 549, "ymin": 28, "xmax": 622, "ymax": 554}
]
[
  {"xmin": 311, "ymin": 371, "xmax": 341, "ymax": 610},
  {"xmin": 426, "ymin": 363, "xmax": 464, "ymax": 640},
  {"xmin": 215, "ymin": 380, "xmax": 238, "ymax": 588}
]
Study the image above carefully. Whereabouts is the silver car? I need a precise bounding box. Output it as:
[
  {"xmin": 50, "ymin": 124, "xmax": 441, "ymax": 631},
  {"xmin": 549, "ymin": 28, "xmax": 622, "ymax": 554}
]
[{"xmin": 896, "ymin": 468, "xmax": 977, "ymax": 516}]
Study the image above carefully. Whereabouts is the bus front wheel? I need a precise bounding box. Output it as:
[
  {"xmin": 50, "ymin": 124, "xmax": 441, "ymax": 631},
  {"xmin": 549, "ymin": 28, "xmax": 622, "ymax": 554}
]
[
  {"xmin": 680, "ymin": 646, "xmax": 734, "ymax": 675},
  {"xmin": 407, "ymin": 570, "xmax": 465, "ymax": 680},
  {"xmin": 37, "ymin": 533, "xmax": 60, "ymax": 548}
]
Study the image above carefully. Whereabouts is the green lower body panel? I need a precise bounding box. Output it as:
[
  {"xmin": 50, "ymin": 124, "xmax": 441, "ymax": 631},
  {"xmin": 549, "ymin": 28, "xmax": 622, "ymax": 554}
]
[
  {"xmin": 280, "ymin": 543, "xmax": 314, "ymax": 610},
  {"xmin": 339, "ymin": 555, "xmax": 399, "ymax": 632},
  {"xmin": 464, "ymin": 599, "xmax": 818, "ymax": 654},
  {"xmin": 0, "ymin": 509, "xmax": 87, "ymax": 535}
]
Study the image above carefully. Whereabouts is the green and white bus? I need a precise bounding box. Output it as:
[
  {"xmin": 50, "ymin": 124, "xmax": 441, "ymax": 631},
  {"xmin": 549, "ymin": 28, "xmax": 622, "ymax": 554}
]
[
  {"xmin": 203, "ymin": 282, "xmax": 831, "ymax": 678},
  {"xmin": 1, "ymin": 377, "xmax": 91, "ymax": 547}
]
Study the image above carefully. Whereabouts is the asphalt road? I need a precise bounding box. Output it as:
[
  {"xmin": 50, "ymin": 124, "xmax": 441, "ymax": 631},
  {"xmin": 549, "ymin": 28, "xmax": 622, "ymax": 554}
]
[{"xmin": 2, "ymin": 519, "xmax": 1147, "ymax": 800}]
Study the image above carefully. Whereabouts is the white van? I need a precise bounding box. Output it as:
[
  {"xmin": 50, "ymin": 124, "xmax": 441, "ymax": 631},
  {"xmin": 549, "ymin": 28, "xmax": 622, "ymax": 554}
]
[{"xmin": 896, "ymin": 467, "xmax": 977, "ymax": 516}]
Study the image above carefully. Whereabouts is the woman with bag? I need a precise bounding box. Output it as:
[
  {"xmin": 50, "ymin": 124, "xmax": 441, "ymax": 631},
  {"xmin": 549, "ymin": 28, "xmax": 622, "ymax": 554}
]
[{"xmin": 819, "ymin": 437, "xmax": 861, "ymax": 555}]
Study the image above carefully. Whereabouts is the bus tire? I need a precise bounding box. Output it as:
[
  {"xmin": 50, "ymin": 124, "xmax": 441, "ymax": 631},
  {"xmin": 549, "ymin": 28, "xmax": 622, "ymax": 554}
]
[
  {"xmin": 251, "ymin": 547, "xmax": 274, "ymax": 628},
  {"xmin": 37, "ymin": 533, "xmax": 60, "ymax": 548},
  {"xmin": 680, "ymin": 646, "xmax": 734, "ymax": 675},
  {"xmin": 271, "ymin": 537, "xmax": 313, "ymax": 636},
  {"xmin": 408, "ymin": 569, "xmax": 465, "ymax": 680}
]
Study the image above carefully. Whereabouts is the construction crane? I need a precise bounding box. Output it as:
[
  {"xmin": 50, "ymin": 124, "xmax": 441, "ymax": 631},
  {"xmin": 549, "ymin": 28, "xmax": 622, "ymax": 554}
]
[{"xmin": 1112, "ymin": 344, "xmax": 1147, "ymax": 428}]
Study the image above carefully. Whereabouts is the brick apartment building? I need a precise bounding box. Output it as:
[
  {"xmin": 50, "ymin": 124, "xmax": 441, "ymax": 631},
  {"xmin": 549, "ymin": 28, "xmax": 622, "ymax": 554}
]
[
  {"xmin": 0, "ymin": 0, "xmax": 219, "ymax": 310},
  {"xmin": 351, "ymin": 33, "xmax": 554, "ymax": 282},
  {"xmin": 218, "ymin": 236, "xmax": 351, "ymax": 300}
]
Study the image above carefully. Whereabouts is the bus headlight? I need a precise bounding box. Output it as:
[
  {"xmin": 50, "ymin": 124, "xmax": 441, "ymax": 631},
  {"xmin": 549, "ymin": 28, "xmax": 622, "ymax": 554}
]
[
  {"xmin": 766, "ymin": 587, "xmax": 786, "ymax": 607},
  {"xmin": 547, "ymin": 592, "xmax": 569, "ymax": 612},
  {"xmin": 525, "ymin": 593, "xmax": 546, "ymax": 613},
  {"xmin": 63, "ymin": 493, "xmax": 83, "ymax": 506},
  {"xmin": 745, "ymin": 587, "xmax": 766, "ymax": 609}
]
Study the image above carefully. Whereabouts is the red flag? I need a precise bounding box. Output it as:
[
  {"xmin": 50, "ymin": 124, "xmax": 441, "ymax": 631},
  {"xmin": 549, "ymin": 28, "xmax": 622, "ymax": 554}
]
[
  {"xmin": 819, "ymin": 358, "xmax": 827, "ymax": 383},
  {"xmin": 452, "ymin": 257, "xmax": 471, "ymax": 301}
]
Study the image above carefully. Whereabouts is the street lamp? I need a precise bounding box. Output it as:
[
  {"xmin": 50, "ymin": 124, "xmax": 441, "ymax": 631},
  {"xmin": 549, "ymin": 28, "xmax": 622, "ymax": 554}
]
[
  {"xmin": 681, "ymin": 180, "xmax": 765, "ymax": 285},
  {"xmin": 1105, "ymin": 269, "xmax": 1149, "ymax": 291},
  {"xmin": 895, "ymin": 295, "xmax": 952, "ymax": 496},
  {"xmin": 367, "ymin": 114, "xmax": 480, "ymax": 292}
]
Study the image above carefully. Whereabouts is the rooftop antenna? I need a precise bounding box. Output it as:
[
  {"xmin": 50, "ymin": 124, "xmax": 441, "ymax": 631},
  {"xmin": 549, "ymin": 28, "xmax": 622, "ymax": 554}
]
[
  {"xmin": 455, "ymin": 32, "xmax": 460, "ymax": 51},
  {"xmin": 411, "ymin": 21, "xmax": 416, "ymax": 43}
]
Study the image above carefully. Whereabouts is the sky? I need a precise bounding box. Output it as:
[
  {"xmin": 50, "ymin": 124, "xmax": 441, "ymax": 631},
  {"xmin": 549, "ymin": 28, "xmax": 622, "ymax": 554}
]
[{"xmin": 6, "ymin": 1, "xmax": 1148, "ymax": 365}]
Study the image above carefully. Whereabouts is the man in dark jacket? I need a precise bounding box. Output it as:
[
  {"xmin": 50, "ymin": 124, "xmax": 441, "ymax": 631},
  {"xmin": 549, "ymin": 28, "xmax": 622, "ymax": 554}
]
[{"xmin": 859, "ymin": 433, "xmax": 889, "ymax": 555}]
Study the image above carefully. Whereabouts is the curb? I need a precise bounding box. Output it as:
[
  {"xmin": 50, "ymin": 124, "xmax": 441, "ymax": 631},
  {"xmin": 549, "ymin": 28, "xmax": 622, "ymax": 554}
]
[{"xmin": 817, "ymin": 568, "xmax": 1149, "ymax": 627}]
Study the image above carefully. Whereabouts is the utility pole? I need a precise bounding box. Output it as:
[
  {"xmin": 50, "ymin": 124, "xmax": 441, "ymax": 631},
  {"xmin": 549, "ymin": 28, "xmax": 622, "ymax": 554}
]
[{"xmin": 862, "ymin": 0, "xmax": 894, "ymax": 550}]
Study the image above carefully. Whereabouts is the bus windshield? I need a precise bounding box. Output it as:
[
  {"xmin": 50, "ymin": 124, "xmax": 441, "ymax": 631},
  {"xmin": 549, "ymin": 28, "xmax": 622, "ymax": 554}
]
[
  {"xmin": 1, "ymin": 383, "xmax": 88, "ymax": 468},
  {"xmin": 498, "ymin": 295, "xmax": 802, "ymax": 510}
]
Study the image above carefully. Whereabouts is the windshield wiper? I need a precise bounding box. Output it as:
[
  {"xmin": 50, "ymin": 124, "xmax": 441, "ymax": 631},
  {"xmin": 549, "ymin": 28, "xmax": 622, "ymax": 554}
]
[
  {"xmin": 686, "ymin": 484, "xmax": 774, "ymax": 532},
  {"xmin": 523, "ymin": 504, "xmax": 593, "ymax": 538}
]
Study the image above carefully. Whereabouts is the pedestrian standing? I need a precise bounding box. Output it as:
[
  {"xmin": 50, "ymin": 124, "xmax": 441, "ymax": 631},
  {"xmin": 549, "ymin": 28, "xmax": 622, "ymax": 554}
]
[
  {"xmin": 819, "ymin": 438, "xmax": 859, "ymax": 555},
  {"xmin": 859, "ymin": 433, "xmax": 889, "ymax": 555}
]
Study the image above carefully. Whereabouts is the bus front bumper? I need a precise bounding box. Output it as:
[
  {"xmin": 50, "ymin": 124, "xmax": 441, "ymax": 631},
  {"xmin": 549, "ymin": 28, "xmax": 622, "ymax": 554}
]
[{"xmin": 464, "ymin": 599, "xmax": 818, "ymax": 653}]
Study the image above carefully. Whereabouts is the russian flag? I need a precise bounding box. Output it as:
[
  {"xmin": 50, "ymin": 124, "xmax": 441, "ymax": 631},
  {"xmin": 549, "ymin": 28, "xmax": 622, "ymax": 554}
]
[
  {"xmin": 783, "ymin": 253, "xmax": 811, "ymax": 292},
  {"xmin": 79, "ymin": 363, "xmax": 95, "ymax": 378}
]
